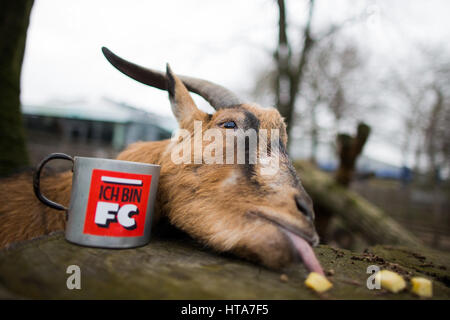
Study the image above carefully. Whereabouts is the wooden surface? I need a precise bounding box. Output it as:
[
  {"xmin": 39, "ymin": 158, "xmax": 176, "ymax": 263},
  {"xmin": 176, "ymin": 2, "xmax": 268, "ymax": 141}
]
[{"xmin": 0, "ymin": 232, "xmax": 448, "ymax": 299}]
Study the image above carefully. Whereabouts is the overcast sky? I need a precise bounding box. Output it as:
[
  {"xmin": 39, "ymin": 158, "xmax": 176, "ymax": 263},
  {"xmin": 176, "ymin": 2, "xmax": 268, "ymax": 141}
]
[{"xmin": 21, "ymin": 0, "xmax": 450, "ymax": 166}]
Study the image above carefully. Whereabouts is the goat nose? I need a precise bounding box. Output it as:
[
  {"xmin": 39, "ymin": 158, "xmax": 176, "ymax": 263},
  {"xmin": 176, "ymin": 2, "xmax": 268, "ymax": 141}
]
[{"xmin": 295, "ymin": 195, "xmax": 314, "ymax": 221}]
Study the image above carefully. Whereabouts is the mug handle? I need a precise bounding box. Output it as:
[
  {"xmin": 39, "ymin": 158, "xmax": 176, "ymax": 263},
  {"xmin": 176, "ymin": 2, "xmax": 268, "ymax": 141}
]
[{"xmin": 33, "ymin": 153, "xmax": 74, "ymax": 212}]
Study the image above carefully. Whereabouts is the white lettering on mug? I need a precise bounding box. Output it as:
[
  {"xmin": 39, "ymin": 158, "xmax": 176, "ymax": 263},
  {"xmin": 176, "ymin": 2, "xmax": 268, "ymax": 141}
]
[
  {"xmin": 117, "ymin": 204, "xmax": 138, "ymax": 230},
  {"xmin": 94, "ymin": 201, "xmax": 138, "ymax": 230},
  {"xmin": 94, "ymin": 202, "xmax": 119, "ymax": 227}
]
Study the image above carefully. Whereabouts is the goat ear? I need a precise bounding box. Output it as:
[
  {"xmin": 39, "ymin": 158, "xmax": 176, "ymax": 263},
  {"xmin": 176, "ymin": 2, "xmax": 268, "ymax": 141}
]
[{"xmin": 166, "ymin": 64, "xmax": 203, "ymax": 124}]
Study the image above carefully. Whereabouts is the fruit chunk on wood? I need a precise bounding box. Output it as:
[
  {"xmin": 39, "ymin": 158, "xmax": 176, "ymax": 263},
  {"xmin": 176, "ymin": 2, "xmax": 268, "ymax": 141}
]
[
  {"xmin": 411, "ymin": 277, "xmax": 432, "ymax": 298},
  {"xmin": 305, "ymin": 272, "xmax": 333, "ymax": 293},
  {"xmin": 375, "ymin": 270, "xmax": 406, "ymax": 293}
]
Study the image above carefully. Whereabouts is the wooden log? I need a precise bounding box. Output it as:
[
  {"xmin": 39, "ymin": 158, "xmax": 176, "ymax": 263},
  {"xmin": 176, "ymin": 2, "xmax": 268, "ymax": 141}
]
[
  {"xmin": 0, "ymin": 232, "xmax": 448, "ymax": 299},
  {"xmin": 294, "ymin": 160, "xmax": 423, "ymax": 248}
]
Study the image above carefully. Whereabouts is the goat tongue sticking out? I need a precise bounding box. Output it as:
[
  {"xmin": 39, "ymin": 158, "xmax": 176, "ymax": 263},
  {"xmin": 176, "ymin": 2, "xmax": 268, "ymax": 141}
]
[{"xmin": 285, "ymin": 231, "xmax": 325, "ymax": 276}]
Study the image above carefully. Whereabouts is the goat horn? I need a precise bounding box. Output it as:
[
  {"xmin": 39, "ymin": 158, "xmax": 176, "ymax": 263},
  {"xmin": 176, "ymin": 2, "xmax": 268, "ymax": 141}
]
[{"xmin": 101, "ymin": 47, "xmax": 243, "ymax": 109}]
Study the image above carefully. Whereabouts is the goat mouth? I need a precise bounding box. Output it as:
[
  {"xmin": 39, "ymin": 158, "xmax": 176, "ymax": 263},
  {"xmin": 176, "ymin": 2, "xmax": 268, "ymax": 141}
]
[{"xmin": 247, "ymin": 211, "xmax": 324, "ymax": 275}]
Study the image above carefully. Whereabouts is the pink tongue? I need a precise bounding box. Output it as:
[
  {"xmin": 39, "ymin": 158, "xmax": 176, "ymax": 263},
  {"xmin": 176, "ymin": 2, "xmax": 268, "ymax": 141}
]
[{"xmin": 286, "ymin": 231, "xmax": 324, "ymax": 276}]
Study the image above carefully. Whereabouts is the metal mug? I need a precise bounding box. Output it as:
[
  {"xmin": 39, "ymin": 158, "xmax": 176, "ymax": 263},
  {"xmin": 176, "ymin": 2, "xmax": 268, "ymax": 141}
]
[{"xmin": 33, "ymin": 153, "xmax": 160, "ymax": 248}]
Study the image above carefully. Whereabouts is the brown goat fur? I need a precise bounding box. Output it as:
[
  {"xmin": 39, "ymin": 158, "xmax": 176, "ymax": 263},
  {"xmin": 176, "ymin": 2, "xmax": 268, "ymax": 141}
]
[
  {"xmin": 0, "ymin": 172, "xmax": 70, "ymax": 247},
  {"xmin": 0, "ymin": 62, "xmax": 319, "ymax": 270}
]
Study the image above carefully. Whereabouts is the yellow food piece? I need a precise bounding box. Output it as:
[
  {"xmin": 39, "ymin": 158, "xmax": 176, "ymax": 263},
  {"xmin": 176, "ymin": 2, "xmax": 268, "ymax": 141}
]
[
  {"xmin": 375, "ymin": 270, "xmax": 406, "ymax": 293},
  {"xmin": 280, "ymin": 274, "xmax": 289, "ymax": 282},
  {"xmin": 411, "ymin": 277, "xmax": 432, "ymax": 298},
  {"xmin": 305, "ymin": 272, "xmax": 333, "ymax": 293}
]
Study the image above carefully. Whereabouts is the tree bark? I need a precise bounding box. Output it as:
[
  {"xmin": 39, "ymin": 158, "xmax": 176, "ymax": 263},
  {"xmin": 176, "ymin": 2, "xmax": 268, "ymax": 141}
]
[
  {"xmin": 0, "ymin": 0, "xmax": 34, "ymax": 177},
  {"xmin": 335, "ymin": 122, "xmax": 371, "ymax": 187},
  {"xmin": 424, "ymin": 87, "xmax": 444, "ymax": 182},
  {"xmin": 275, "ymin": 0, "xmax": 315, "ymax": 148},
  {"xmin": 309, "ymin": 100, "xmax": 319, "ymax": 163}
]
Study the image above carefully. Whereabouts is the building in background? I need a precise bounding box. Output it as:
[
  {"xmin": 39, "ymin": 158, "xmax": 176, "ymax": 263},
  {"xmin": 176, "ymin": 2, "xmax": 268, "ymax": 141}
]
[
  {"xmin": 22, "ymin": 98, "xmax": 177, "ymax": 166},
  {"xmin": 23, "ymin": 98, "xmax": 406, "ymax": 180}
]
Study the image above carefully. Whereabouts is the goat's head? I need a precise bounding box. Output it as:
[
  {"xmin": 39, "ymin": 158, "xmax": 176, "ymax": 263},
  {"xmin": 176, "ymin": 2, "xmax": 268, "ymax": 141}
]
[{"xmin": 102, "ymin": 47, "xmax": 323, "ymax": 273}]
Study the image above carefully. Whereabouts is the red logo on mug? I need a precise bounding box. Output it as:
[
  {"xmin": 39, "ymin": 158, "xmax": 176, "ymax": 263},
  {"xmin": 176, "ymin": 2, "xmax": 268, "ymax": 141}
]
[{"xmin": 83, "ymin": 169, "xmax": 152, "ymax": 237}]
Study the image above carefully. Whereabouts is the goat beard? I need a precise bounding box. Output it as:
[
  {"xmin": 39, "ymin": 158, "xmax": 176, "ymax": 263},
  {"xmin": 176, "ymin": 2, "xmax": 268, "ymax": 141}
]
[{"xmin": 285, "ymin": 231, "xmax": 324, "ymax": 275}]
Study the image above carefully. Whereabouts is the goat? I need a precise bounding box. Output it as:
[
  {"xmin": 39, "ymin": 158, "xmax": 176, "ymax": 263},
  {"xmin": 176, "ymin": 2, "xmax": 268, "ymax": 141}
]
[{"xmin": 0, "ymin": 47, "xmax": 323, "ymax": 273}]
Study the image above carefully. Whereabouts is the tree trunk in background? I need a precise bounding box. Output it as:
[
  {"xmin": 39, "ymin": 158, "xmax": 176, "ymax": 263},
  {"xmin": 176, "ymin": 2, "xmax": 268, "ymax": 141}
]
[
  {"xmin": 275, "ymin": 0, "xmax": 315, "ymax": 148},
  {"xmin": 309, "ymin": 122, "xmax": 371, "ymax": 243},
  {"xmin": 335, "ymin": 123, "xmax": 371, "ymax": 187},
  {"xmin": 309, "ymin": 102, "xmax": 318, "ymax": 164},
  {"xmin": 424, "ymin": 87, "xmax": 443, "ymax": 183},
  {"xmin": 0, "ymin": 0, "xmax": 34, "ymax": 177}
]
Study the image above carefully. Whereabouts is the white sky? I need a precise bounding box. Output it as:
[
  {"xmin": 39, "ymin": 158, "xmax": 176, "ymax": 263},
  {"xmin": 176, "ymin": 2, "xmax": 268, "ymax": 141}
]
[{"xmin": 21, "ymin": 0, "xmax": 450, "ymax": 167}]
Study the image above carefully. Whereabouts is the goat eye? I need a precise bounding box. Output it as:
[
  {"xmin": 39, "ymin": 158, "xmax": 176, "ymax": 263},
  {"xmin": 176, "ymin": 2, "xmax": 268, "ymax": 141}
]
[{"xmin": 222, "ymin": 121, "xmax": 236, "ymax": 129}]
